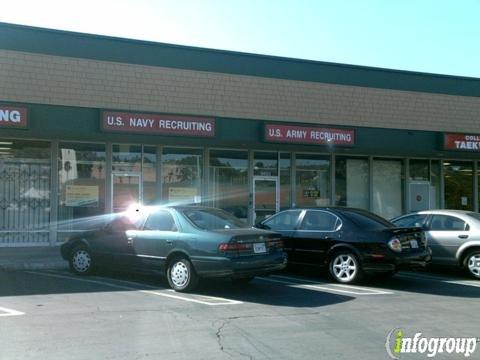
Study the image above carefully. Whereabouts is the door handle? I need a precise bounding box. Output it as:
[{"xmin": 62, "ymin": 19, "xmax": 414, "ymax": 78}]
[
  {"xmin": 166, "ymin": 239, "xmax": 173, "ymax": 245},
  {"xmin": 458, "ymin": 235, "xmax": 469, "ymax": 239},
  {"xmin": 127, "ymin": 237, "xmax": 134, "ymax": 246}
]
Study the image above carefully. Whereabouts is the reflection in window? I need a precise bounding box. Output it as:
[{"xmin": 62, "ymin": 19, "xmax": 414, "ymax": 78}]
[
  {"xmin": 335, "ymin": 157, "xmax": 368, "ymax": 209},
  {"xmin": 209, "ymin": 150, "xmax": 248, "ymax": 220},
  {"xmin": 0, "ymin": 140, "xmax": 51, "ymax": 245},
  {"xmin": 444, "ymin": 161, "xmax": 473, "ymax": 211},
  {"xmin": 280, "ymin": 153, "xmax": 291, "ymax": 210},
  {"xmin": 143, "ymin": 146, "xmax": 157, "ymax": 205},
  {"xmin": 372, "ymin": 159, "xmax": 404, "ymax": 219},
  {"xmin": 254, "ymin": 151, "xmax": 278, "ymax": 176},
  {"xmin": 58, "ymin": 142, "xmax": 105, "ymax": 232},
  {"xmin": 162, "ymin": 148, "xmax": 202, "ymax": 205},
  {"xmin": 112, "ymin": 144, "xmax": 142, "ymax": 172},
  {"xmin": 295, "ymin": 154, "xmax": 330, "ymax": 207}
]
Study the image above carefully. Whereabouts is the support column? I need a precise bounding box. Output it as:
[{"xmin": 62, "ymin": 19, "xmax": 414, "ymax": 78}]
[{"xmin": 49, "ymin": 140, "xmax": 59, "ymax": 246}]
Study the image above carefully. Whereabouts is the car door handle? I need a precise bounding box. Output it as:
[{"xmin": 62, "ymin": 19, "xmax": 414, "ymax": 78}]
[
  {"xmin": 458, "ymin": 235, "xmax": 469, "ymax": 239},
  {"xmin": 127, "ymin": 237, "xmax": 134, "ymax": 246},
  {"xmin": 166, "ymin": 239, "xmax": 173, "ymax": 245}
]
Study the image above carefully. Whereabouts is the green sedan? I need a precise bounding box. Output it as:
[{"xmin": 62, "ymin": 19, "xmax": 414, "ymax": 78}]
[{"xmin": 61, "ymin": 206, "xmax": 287, "ymax": 291}]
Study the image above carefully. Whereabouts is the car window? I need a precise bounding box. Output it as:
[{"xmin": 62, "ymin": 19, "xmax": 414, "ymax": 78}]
[
  {"xmin": 393, "ymin": 214, "xmax": 428, "ymax": 228},
  {"xmin": 144, "ymin": 211, "xmax": 177, "ymax": 231},
  {"xmin": 299, "ymin": 210, "xmax": 339, "ymax": 231},
  {"xmin": 430, "ymin": 215, "xmax": 468, "ymax": 231},
  {"xmin": 183, "ymin": 208, "xmax": 248, "ymax": 230},
  {"xmin": 341, "ymin": 210, "xmax": 394, "ymax": 230},
  {"xmin": 263, "ymin": 210, "xmax": 302, "ymax": 230}
]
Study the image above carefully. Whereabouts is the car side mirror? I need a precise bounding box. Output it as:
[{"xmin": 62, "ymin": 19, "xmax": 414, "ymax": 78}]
[{"xmin": 256, "ymin": 222, "xmax": 269, "ymax": 229}]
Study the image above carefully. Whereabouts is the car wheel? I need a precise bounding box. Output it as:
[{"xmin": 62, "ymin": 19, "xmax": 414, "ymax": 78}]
[
  {"xmin": 69, "ymin": 245, "xmax": 94, "ymax": 275},
  {"xmin": 464, "ymin": 250, "xmax": 480, "ymax": 279},
  {"xmin": 167, "ymin": 256, "xmax": 198, "ymax": 292},
  {"xmin": 329, "ymin": 252, "xmax": 362, "ymax": 283},
  {"xmin": 232, "ymin": 277, "xmax": 255, "ymax": 285}
]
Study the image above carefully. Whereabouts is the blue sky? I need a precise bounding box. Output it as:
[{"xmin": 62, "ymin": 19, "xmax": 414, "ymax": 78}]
[{"xmin": 1, "ymin": 0, "xmax": 479, "ymax": 77}]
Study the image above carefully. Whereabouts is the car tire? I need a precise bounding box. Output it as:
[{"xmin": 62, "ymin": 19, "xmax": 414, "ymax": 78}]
[
  {"xmin": 167, "ymin": 256, "xmax": 199, "ymax": 292},
  {"xmin": 69, "ymin": 245, "xmax": 95, "ymax": 275},
  {"xmin": 329, "ymin": 251, "xmax": 363, "ymax": 284},
  {"xmin": 464, "ymin": 250, "xmax": 480, "ymax": 279},
  {"xmin": 232, "ymin": 277, "xmax": 255, "ymax": 285}
]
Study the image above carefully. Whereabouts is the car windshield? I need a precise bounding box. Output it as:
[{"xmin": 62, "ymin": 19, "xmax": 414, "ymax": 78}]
[
  {"xmin": 341, "ymin": 209, "xmax": 395, "ymax": 230},
  {"xmin": 182, "ymin": 208, "xmax": 249, "ymax": 230}
]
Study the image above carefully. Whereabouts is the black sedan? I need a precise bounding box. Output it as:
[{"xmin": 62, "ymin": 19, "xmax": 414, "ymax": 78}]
[
  {"xmin": 61, "ymin": 206, "xmax": 286, "ymax": 292},
  {"xmin": 255, "ymin": 207, "xmax": 431, "ymax": 283}
]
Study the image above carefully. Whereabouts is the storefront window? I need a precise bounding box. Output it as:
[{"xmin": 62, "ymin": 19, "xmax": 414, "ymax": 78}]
[
  {"xmin": 335, "ymin": 157, "xmax": 369, "ymax": 209},
  {"xmin": 0, "ymin": 140, "xmax": 51, "ymax": 245},
  {"xmin": 444, "ymin": 161, "xmax": 473, "ymax": 210},
  {"xmin": 430, "ymin": 160, "xmax": 441, "ymax": 209},
  {"xmin": 254, "ymin": 151, "xmax": 278, "ymax": 176},
  {"xmin": 209, "ymin": 150, "xmax": 248, "ymax": 220},
  {"xmin": 372, "ymin": 159, "xmax": 404, "ymax": 219},
  {"xmin": 162, "ymin": 148, "xmax": 202, "ymax": 205},
  {"xmin": 112, "ymin": 144, "xmax": 142, "ymax": 172},
  {"xmin": 143, "ymin": 146, "xmax": 157, "ymax": 205},
  {"xmin": 280, "ymin": 153, "xmax": 291, "ymax": 210},
  {"xmin": 295, "ymin": 154, "xmax": 330, "ymax": 207},
  {"xmin": 58, "ymin": 142, "xmax": 105, "ymax": 232}
]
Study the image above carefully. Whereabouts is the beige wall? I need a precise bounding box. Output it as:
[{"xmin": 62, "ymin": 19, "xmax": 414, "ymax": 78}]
[{"xmin": 0, "ymin": 49, "xmax": 479, "ymax": 133}]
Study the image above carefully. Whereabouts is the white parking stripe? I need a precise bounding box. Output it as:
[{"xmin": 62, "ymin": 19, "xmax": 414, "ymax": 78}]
[
  {"xmin": 0, "ymin": 306, "xmax": 24, "ymax": 317},
  {"xmin": 258, "ymin": 275, "xmax": 393, "ymax": 295},
  {"xmin": 26, "ymin": 271, "xmax": 242, "ymax": 306},
  {"xmin": 398, "ymin": 272, "xmax": 480, "ymax": 288},
  {"xmin": 270, "ymin": 275, "xmax": 393, "ymax": 295}
]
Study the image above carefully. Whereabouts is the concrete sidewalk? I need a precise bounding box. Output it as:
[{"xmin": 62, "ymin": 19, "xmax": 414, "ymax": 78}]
[{"xmin": 0, "ymin": 246, "xmax": 68, "ymax": 271}]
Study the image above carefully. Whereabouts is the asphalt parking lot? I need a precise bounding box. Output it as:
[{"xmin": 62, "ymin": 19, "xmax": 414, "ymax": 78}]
[{"xmin": 1, "ymin": 267, "xmax": 479, "ymax": 360}]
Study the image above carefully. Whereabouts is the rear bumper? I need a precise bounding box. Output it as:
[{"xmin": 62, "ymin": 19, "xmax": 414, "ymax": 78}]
[
  {"xmin": 191, "ymin": 252, "xmax": 288, "ymax": 278},
  {"xmin": 362, "ymin": 248, "xmax": 432, "ymax": 273}
]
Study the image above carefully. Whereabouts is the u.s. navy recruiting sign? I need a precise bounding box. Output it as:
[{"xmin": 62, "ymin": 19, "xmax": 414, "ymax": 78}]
[{"xmin": 102, "ymin": 111, "xmax": 215, "ymax": 137}]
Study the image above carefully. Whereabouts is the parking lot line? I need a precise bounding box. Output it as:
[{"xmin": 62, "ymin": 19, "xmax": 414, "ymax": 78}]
[
  {"xmin": 0, "ymin": 306, "xmax": 25, "ymax": 317},
  {"xmin": 258, "ymin": 275, "xmax": 393, "ymax": 295},
  {"xmin": 397, "ymin": 272, "xmax": 480, "ymax": 288},
  {"xmin": 26, "ymin": 271, "xmax": 243, "ymax": 306}
]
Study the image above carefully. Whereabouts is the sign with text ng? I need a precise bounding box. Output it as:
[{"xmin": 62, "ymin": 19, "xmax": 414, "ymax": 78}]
[
  {"xmin": 102, "ymin": 111, "xmax": 215, "ymax": 137},
  {"xmin": 444, "ymin": 133, "xmax": 480, "ymax": 151},
  {"xmin": 0, "ymin": 106, "xmax": 28, "ymax": 128},
  {"xmin": 265, "ymin": 124, "xmax": 355, "ymax": 146}
]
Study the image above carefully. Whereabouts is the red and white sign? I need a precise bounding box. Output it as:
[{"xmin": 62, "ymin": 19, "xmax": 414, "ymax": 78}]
[
  {"xmin": 265, "ymin": 124, "xmax": 355, "ymax": 146},
  {"xmin": 444, "ymin": 133, "xmax": 480, "ymax": 151},
  {"xmin": 102, "ymin": 111, "xmax": 215, "ymax": 137},
  {"xmin": 0, "ymin": 106, "xmax": 28, "ymax": 128}
]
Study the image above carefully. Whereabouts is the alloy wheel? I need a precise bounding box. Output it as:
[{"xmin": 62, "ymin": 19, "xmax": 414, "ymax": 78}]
[
  {"xmin": 467, "ymin": 253, "xmax": 480, "ymax": 278},
  {"xmin": 332, "ymin": 254, "xmax": 357, "ymax": 282}
]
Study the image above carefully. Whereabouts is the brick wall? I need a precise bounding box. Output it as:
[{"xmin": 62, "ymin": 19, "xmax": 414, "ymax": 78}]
[{"xmin": 0, "ymin": 49, "xmax": 479, "ymax": 132}]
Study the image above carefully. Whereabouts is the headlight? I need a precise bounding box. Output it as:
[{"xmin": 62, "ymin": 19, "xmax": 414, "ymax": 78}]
[{"xmin": 388, "ymin": 237, "xmax": 402, "ymax": 253}]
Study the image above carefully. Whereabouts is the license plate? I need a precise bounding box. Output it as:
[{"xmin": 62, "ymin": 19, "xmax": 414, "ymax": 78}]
[
  {"xmin": 253, "ymin": 242, "xmax": 266, "ymax": 253},
  {"xmin": 410, "ymin": 240, "xmax": 419, "ymax": 249}
]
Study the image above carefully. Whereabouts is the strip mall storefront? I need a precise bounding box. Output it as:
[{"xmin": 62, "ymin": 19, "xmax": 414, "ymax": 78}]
[
  {"xmin": 1, "ymin": 104, "xmax": 479, "ymax": 246},
  {"xmin": 1, "ymin": 23, "xmax": 480, "ymax": 247}
]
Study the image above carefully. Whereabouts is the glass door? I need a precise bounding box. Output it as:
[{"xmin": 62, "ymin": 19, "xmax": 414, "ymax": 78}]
[
  {"xmin": 253, "ymin": 176, "xmax": 279, "ymax": 224},
  {"xmin": 112, "ymin": 173, "xmax": 142, "ymax": 213}
]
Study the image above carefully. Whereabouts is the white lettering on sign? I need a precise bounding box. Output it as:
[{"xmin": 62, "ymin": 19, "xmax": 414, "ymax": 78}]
[
  {"xmin": 158, "ymin": 119, "xmax": 212, "ymax": 132},
  {"xmin": 286, "ymin": 130, "xmax": 307, "ymax": 139},
  {"xmin": 0, "ymin": 110, "xmax": 21, "ymax": 123},
  {"xmin": 129, "ymin": 117, "xmax": 155, "ymax": 128},
  {"xmin": 454, "ymin": 141, "xmax": 480, "ymax": 150}
]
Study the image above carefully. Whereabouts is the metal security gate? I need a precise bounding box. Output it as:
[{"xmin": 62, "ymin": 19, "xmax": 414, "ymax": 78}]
[{"xmin": 0, "ymin": 161, "xmax": 51, "ymax": 246}]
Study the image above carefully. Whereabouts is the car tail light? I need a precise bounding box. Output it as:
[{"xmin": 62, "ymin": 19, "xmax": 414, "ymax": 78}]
[
  {"xmin": 388, "ymin": 237, "xmax": 402, "ymax": 253},
  {"xmin": 218, "ymin": 243, "xmax": 252, "ymax": 252}
]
